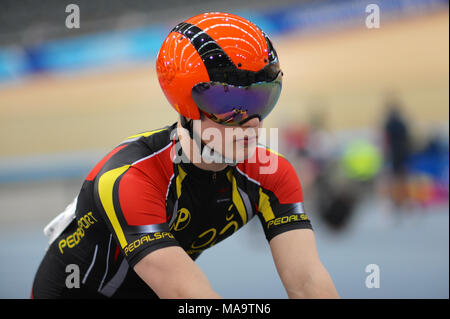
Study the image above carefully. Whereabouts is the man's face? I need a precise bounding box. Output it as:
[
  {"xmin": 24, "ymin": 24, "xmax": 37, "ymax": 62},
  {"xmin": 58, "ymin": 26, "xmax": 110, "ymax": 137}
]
[{"xmin": 193, "ymin": 115, "xmax": 262, "ymax": 162}]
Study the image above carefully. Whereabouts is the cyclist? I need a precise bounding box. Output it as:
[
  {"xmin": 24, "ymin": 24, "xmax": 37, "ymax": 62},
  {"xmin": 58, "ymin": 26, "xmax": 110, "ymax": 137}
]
[{"xmin": 32, "ymin": 12, "xmax": 339, "ymax": 299}]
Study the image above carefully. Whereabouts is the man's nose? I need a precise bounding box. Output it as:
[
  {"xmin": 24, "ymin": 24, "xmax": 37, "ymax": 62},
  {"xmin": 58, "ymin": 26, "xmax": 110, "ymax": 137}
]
[{"xmin": 241, "ymin": 117, "xmax": 260, "ymax": 128}]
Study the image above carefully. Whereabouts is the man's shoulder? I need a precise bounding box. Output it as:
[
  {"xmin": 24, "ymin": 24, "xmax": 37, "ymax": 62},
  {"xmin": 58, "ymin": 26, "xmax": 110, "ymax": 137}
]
[
  {"xmin": 236, "ymin": 144, "xmax": 303, "ymax": 204},
  {"xmin": 237, "ymin": 144, "xmax": 297, "ymax": 185},
  {"xmin": 119, "ymin": 122, "xmax": 177, "ymax": 148},
  {"xmin": 85, "ymin": 123, "xmax": 177, "ymax": 182},
  {"xmin": 238, "ymin": 143, "xmax": 290, "ymax": 172}
]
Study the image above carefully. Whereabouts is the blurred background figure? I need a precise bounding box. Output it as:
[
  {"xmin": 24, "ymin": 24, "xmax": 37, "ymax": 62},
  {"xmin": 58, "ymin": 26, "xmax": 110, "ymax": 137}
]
[
  {"xmin": 283, "ymin": 109, "xmax": 383, "ymax": 233},
  {"xmin": 377, "ymin": 94, "xmax": 449, "ymax": 217},
  {"xmin": 405, "ymin": 128, "xmax": 449, "ymax": 208},
  {"xmin": 0, "ymin": 0, "xmax": 448, "ymax": 299},
  {"xmin": 382, "ymin": 96, "xmax": 412, "ymax": 209}
]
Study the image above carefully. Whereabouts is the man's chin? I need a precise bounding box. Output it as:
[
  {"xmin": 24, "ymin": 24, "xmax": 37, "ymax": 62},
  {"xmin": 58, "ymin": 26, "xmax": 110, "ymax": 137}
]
[{"xmin": 228, "ymin": 144, "xmax": 257, "ymax": 163}]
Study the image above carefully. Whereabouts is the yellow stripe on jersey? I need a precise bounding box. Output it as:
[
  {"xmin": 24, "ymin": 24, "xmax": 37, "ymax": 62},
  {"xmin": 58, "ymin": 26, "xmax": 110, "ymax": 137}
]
[
  {"xmin": 267, "ymin": 148, "xmax": 285, "ymax": 159},
  {"xmin": 227, "ymin": 170, "xmax": 247, "ymax": 225},
  {"xmin": 258, "ymin": 188, "xmax": 275, "ymax": 222},
  {"xmin": 176, "ymin": 165, "xmax": 187, "ymax": 199},
  {"xmin": 98, "ymin": 165, "xmax": 130, "ymax": 248},
  {"xmin": 126, "ymin": 128, "xmax": 167, "ymax": 140},
  {"xmin": 257, "ymin": 143, "xmax": 285, "ymax": 159}
]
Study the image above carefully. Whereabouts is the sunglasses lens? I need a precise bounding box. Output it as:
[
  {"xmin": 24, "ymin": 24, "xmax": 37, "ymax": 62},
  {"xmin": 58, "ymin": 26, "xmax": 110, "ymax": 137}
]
[{"xmin": 192, "ymin": 73, "xmax": 282, "ymax": 126}]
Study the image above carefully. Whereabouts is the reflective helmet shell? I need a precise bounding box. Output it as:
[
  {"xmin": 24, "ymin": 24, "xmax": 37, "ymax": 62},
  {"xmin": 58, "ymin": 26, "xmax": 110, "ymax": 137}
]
[{"xmin": 156, "ymin": 12, "xmax": 280, "ymax": 120}]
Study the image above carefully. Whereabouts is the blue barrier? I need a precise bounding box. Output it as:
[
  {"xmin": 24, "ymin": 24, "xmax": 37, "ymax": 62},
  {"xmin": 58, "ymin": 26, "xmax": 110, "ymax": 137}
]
[
  {"xmin": 0, "ymin": 47, "xmax": 28, "ymax": 81},
  {"xmin": 23, "ymin": 26, "xmax": 167, "ymax": 74},
  {"xmin": 0, "ymin": 0, "xmax": 448, "ymax": 81}
]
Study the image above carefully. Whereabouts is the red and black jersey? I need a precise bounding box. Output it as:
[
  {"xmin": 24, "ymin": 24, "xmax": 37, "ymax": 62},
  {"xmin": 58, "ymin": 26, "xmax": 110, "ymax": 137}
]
[{"xmin": 32, "ymin": 122, "xmax": 312, "ymax": 298}]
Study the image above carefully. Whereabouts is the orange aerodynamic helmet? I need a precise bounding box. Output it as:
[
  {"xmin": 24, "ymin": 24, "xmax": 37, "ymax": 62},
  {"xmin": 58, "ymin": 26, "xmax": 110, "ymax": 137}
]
[{"xmin": 156, "ymin": 12, "xmax": 282, "ymax": 126}]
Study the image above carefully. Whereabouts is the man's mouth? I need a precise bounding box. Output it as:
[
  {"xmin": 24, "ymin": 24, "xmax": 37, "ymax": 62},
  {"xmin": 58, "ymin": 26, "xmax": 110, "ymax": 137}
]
[{"xmin": 237, "ymin": 136, "xmax": 257, "ymax": 145}]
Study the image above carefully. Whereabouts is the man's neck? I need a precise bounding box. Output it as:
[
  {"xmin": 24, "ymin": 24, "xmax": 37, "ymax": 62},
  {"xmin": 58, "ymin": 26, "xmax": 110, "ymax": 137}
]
[{"xmin": 176, "ymin": 123, "xmax": 229, "ymax": 172}]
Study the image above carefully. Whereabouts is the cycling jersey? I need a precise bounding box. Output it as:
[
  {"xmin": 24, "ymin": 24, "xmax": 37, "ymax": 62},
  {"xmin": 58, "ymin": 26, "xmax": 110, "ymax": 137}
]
[{"xmin": 32, "ymin": 122, "xmax": 313, "ymax": 298}]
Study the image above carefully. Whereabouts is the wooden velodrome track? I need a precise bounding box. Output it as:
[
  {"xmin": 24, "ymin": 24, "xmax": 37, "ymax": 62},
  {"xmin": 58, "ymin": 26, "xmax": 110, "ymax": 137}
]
[{"xmin": 0, "ymin": 10, "xmax": 448, "ymax": 157}]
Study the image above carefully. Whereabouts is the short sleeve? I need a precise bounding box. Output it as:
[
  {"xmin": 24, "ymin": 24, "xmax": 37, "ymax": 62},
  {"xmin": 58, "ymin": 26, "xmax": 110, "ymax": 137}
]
[
  {"xmin": 256, "ymin": 156, "xmax": 313, "ymax": 242},
  {"xmin": 94, "ymin": 165, "xmax": 180, "ymax": 268}
]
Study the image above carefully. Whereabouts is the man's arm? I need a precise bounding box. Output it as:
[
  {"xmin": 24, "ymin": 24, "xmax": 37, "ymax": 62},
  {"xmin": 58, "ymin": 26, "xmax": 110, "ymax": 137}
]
[
  {"xmin": 134, "ymin": 246, "xmax": 222, "ymax": 299},
  {"xmin": 269, "ymin": 229, "xmax": 339, "ymax": 299}
]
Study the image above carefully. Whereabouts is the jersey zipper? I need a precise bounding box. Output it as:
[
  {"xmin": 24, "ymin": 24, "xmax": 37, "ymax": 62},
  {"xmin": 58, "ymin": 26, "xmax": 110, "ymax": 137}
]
[{"xmin": 212, "ymin": 172, "xmax": 216, "ymax": 184}]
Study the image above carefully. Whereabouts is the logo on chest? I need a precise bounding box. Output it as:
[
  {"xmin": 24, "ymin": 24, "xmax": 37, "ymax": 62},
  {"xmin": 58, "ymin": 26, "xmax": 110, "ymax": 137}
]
[
  {"xmin": 186, "ymin": 204, "xmax": 241, "ymax": 255},
  {"xmin": 169, "ymin": 207, "xmax": 191, "ymax": 232},
  {"xmin": 216, "ymin": 187, "xmax": 231, "ymax": 203}
]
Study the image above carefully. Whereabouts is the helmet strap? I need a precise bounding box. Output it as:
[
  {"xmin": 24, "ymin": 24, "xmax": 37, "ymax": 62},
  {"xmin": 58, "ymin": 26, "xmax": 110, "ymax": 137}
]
[{"xmin": 179, "ymin": 115, "xmax": 237, "ymax": 166}]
